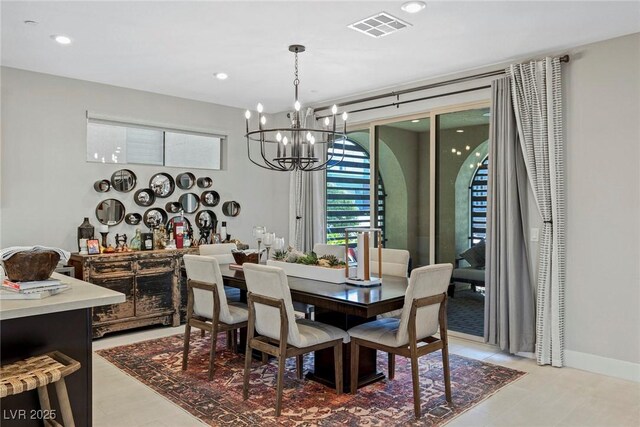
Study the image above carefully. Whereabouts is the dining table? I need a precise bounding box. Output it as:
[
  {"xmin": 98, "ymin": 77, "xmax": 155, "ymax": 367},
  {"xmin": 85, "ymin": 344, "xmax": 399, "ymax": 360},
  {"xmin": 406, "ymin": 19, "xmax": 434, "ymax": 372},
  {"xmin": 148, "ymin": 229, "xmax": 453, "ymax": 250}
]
[{"xmin": 219, "ymin": 264, "xmax": 408, "ymax": 390}]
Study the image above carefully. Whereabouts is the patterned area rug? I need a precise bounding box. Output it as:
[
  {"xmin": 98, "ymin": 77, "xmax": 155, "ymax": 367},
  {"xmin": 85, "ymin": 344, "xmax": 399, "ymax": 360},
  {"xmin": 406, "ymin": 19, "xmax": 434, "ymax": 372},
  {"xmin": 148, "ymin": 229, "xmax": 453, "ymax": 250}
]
[{"xmin": 97, "ymin": 333, "xmax": 524, "ymax": 426}]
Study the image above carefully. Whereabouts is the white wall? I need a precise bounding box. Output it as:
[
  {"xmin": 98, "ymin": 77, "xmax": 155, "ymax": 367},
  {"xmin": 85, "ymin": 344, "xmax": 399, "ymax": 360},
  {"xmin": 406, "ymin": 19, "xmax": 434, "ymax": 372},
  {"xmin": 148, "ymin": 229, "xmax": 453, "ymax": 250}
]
[
  {"xmin": 0, "ymin": 67, "xmax": 290, "ymax": 251},
  {"xmin": 563, "ymin": 33, "xmax": 640, "ymax": 369}
]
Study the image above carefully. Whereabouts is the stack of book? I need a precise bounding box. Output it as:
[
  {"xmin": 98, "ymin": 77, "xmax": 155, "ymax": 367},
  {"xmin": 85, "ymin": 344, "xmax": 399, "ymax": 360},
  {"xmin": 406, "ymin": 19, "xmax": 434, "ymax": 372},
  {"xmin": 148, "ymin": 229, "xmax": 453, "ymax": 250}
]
[{"xmin": 1, "ymin": 278, "xmax": 70, "ymax": 300}]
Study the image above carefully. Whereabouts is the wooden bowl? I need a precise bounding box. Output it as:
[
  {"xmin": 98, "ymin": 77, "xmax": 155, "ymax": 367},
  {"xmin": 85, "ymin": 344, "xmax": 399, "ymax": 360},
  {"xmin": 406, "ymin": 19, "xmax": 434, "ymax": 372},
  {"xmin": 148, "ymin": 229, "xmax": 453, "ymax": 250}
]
[
  {"xmin": 2, "ymin": 250, "xmax": 60, "ymax": 282},
  {"xmin": 232, "ymin": 251, "xmax": 259, "ymax": 265}
]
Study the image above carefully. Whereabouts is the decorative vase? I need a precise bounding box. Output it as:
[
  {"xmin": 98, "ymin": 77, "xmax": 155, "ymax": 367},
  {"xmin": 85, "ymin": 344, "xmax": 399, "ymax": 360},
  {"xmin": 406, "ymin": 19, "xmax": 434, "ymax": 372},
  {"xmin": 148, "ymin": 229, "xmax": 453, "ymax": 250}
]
[{"xmin": 77, "ymin": 217, "xmax": 95, "ymax": 251}]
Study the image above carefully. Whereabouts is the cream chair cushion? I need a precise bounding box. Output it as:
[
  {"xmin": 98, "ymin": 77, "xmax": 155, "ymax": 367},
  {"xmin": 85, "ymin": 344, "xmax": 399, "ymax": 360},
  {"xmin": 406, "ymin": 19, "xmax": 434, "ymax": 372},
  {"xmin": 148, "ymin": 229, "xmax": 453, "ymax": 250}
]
[
  {"xmin": 370, "ymin": 248, "xmax": 410, "ymax": 278},
  {"xmin": 243, "ymin": 264, "xmax": 349, "ymax": 347},
  {"xmin": 199, "ymin": 243, "xmax": 238, "ymax": 264},
  {"xmin": 183, "ymin": 254, "xmax": 248, "ymax": 325},
  {"xmin": 313, "ymin": 244, "xmax": 346, "ymax": 261},
  {"xmin": 349, "ymin": 264, "xmax": 452, "ymax": 347}
]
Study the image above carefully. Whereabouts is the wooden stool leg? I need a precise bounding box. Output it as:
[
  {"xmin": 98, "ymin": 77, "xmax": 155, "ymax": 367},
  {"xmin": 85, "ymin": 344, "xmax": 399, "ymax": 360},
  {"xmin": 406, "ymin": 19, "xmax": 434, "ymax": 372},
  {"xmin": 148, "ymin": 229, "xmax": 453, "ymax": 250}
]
[
  {"xmin": 37, "ymin": 385, "xmax": 52, "ymax": 411},
  {"xmin": 54, "ymin": 378, "xmax": 75, "ymax": 427},
  {"xmin": 296, "ymin": 355, "xmax": 303, "ymax": 380}
]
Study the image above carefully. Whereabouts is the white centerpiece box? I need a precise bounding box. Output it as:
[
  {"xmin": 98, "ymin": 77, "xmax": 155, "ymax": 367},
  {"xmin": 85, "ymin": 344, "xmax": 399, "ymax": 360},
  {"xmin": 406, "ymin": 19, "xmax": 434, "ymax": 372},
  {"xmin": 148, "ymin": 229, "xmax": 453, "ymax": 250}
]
[{"xmin": 266, "ymin": 260, "xmax": 347, "ymax": 284}]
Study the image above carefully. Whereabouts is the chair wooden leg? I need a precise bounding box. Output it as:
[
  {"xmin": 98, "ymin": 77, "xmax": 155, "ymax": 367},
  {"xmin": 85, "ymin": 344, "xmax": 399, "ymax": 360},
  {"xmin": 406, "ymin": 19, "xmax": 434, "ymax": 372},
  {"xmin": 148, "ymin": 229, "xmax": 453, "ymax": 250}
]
[
  {"xmin": 275, "ymin": 354, "xmax": 287, "ymax": 417},
  {"xmin": 296, "ymin": 354, "xmax": 304, "ymax": 380},
  {"xmin": 226, "ymin": 331, "xmax": 232, "ymax": 349},
  {"xmin": 182, "ymin": 322, "xmax": 191, "ymax": 371},
  {"xmin": 441, "ymin": 344, "xmax": 452, "ymax": 403},
  {"xmin": 208, "ymin": 323, "xmax": 218, "ymax": 380},
  {"xmin": 200, "ymin": 329, "xmax": 205, "ymax": 338},
  {"xmin": 232, "ymin": 329, "xmax": 238, "ymax": 353},
  {"xmin": 54, "ymin": 378, "xmax": 75, "ymax": 427},
  {"xmin": 410, "ymin": 353, "xmax": 421, "ymax": 418},
  {"xmin": 350, "ymin": 340, "xmax": 359, "ymax": 394},
  {"xmin": 242, "ymin": 343, "xmax": 252, "ymax": 400},
  {"xmin": 334, "ymin": 342, "xmax": 343, "ymax": 395},
  {"xmin": 388, "ymin": 352, "xmax": 395, "ymax": 380}
]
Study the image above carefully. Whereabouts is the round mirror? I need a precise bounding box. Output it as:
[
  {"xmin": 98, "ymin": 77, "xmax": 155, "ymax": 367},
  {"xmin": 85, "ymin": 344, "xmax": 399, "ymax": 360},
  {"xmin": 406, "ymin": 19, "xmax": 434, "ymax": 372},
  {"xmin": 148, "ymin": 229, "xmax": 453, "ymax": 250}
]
[
  {"xmin": 149, "ymin": 173, "xmax": 175, "ymax": 198},
  {"xmin": 197, "ymin": 177, "xmax": 213, "ymax": 188},
  {"xmin": 176, "ymin": 172, "xmax": 196, "ymax": 190},
  {"xmin": 125, "ymin": 213, "xmax": 142, "ymax": 225},
  {"xmin": 179, "ymin": 193, "xmax": 200, "ymax": 214},
  {"xmin": 134, "ymin": 188, "xmax": 155, "ymax": 207},
  {"xmin": 196, "ymin": 210, "xmax": 217, "ymax": 229},
  {"xmin": 96, "ymin": 199, "xmax": 126, "ymax": 225},
  {"xmin": 222, "ymin": 201, "xmax": 241, "ymax": 217},
  {"xmin": 143, "ymin": 208, "xmax": 168, "ymax": 229},
  {"xmin": 94, "ymin": 179, "xmax": 110, "ymax": 193},
  {"xmin": 167, "ymin": 216, "xmax": 192, "ymax": 236},
  {"xmin": 165, "ymin": 201, "xmax": 182, "ymax": 214},
  {"xmin": 201, "ymin": 190, "xmax": 220, "ymax": 207},
  {"xmin": 111, "ymin": 169, "xmax": 137, "ymax": 193}
]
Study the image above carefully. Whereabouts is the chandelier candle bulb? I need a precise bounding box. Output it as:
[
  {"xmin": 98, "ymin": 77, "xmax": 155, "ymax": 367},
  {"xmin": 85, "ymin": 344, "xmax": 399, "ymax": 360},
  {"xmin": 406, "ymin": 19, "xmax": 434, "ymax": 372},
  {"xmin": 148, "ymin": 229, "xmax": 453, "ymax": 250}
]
[
  {"xmin": 294, "ymin": 100, "xmax": 301, "ymax": 111},
  {"xmin": 324, "ymin": 117, "xmax": 330, "ymax": 127}
]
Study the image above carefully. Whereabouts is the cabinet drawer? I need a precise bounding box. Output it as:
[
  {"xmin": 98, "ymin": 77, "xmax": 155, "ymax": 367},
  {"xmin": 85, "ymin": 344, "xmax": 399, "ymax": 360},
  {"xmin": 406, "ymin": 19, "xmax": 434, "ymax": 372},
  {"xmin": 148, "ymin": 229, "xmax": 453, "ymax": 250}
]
[
  {"xmin": 89, "ymin": 260, "xmax": 134, "ymax": 276},
  {"xmin": 137, "ymin": 258, "xmax": 175, "ymax": 273}
]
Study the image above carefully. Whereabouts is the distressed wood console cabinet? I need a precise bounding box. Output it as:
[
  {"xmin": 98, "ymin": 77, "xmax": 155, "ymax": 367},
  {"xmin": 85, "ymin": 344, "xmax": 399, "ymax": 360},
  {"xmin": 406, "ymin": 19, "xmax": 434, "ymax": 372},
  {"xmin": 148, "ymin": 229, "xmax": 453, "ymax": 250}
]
[{"xmin": 69, "ymin": 248, "xmax": 197, "ymax": 338}]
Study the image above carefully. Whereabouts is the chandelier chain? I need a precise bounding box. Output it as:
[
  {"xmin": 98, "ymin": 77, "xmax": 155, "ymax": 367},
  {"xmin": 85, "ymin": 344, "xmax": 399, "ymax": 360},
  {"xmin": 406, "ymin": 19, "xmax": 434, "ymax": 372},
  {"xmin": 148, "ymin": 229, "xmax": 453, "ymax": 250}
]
[{"xmin": 294, "ymin": 51, "xmax": 300, "ymax": 86}]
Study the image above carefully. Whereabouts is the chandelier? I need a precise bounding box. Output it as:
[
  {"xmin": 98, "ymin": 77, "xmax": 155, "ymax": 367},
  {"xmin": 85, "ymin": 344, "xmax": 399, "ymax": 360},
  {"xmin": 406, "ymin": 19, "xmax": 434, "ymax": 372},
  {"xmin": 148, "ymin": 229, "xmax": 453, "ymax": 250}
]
[{"xmin": 244, "ymin": 44, "xmax": 348, "ymax": 172}]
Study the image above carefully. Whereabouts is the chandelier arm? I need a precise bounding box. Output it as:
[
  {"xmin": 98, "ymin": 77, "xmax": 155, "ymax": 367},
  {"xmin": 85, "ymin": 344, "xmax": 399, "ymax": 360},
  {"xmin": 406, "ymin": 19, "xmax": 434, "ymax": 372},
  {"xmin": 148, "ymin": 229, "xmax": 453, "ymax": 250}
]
[
  {"xmin": 258, "ymin": 139, "xmax": 287, "ymax": 170},
  {"xmin": 248, "ymin": 136, "xmax": 287, "ymax": 171}
]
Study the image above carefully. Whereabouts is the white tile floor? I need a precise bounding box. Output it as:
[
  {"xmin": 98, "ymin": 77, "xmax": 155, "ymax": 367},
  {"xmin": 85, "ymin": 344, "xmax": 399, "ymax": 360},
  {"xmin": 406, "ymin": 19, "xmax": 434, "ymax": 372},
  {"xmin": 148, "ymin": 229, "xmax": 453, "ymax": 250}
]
[{"xmin": 92, "ymin": 326, "xmax": 640, "ymax": 427}]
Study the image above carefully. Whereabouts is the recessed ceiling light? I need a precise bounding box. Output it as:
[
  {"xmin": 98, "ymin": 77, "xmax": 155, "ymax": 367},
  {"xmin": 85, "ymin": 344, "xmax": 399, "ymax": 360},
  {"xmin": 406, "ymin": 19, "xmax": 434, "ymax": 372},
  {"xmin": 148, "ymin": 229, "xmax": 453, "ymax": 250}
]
[
  {"xmin": 411, "ymin": 119, "xmax": 420, "ymax": 123},
  {"xmin": 23, "ymin": 20, "xmax": 38, "ymax": 26},
  {"xmin": 456, "ymin": 129, "xmax": 464, "ymax": 133},
  {"xmin": 214, "ymin": 72, "xmax": 228, "ymax": 80},
  {"xmin": 51, "ymin": 35, "xmax": 72, "ymax": 45},
  {"xmin": 401, "ymin": 1, "xmax": 426, "ymax": 14}
]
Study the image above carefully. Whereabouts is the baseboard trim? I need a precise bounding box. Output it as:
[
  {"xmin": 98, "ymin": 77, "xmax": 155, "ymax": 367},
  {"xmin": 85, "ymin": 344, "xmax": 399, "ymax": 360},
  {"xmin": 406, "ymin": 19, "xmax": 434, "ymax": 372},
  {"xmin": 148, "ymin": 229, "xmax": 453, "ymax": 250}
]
[{"xmin": 565, "ymin": 350, "xmax": 640, "ymax": 382}]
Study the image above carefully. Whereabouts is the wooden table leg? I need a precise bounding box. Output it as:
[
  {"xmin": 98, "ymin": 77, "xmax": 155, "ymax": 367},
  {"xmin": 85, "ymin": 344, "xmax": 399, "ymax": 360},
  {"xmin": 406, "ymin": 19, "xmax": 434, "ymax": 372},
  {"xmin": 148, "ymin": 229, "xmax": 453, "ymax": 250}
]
[{"xmin": 306, "ymin": 309, "xmax": 384, "ymax": 389}]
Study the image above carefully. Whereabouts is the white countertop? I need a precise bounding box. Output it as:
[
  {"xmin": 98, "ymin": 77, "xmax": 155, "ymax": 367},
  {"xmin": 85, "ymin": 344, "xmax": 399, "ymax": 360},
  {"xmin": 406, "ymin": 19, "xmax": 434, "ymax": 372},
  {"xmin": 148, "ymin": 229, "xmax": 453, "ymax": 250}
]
[{"xmin": 0, "ymin": 272, "xmax": 125, "ymax": 321}]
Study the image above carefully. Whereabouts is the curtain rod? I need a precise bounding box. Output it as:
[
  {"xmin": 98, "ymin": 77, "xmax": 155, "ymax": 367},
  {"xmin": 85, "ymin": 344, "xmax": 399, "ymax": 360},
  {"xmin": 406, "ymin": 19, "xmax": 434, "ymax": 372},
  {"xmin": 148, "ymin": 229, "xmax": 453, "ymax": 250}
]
[{"xmin": 314, "ymin": 54, "xmax": 570, "ymax": 118}]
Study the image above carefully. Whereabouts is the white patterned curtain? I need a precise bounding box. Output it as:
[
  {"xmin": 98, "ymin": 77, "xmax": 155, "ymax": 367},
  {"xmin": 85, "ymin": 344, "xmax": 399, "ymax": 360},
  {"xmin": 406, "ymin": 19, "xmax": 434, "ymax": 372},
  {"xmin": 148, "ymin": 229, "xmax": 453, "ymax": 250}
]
[
  {"xmin": 288, "ymin": 108, "xmax": 326, "ymax": 252},
  {"xmin": 508, "ymin": 57, "xmax": 566, "ymax": 367}
]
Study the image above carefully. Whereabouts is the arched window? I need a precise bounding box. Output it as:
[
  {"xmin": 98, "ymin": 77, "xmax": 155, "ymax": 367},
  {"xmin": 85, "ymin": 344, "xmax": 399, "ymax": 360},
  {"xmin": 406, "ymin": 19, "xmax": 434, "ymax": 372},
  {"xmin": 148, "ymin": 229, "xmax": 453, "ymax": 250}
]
[
  {"xmin": 470, "ymin": 156, "xmax": 489, "ymax": 245},
  {"xmin": 326, "ymin": 139, "xmax": 385, "ymax": 245}
]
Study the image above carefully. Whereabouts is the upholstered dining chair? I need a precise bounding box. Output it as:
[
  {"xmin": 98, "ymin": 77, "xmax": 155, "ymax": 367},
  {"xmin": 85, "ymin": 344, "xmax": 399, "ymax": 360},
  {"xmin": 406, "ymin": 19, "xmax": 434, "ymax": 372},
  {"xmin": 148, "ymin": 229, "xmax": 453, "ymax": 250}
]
[
  {"xmin": 242, "ymin": 263, "xmax": 349, "ymax": 416},
  {"xmin": 373, "ymin": 248, "xmax": 411, "ymax": 320},
  {"xmin": 347, "ymin": 263, "xmax": 454, "ymax": 419},
  {"xmin": 199, "ymin": 242, "xmax": 238, "ymax": 264},
  {"xmin": 199, "ymin": 242, "xmax": 240, "ymax": 303},
  {"xmin": 370, "ymin": 247, "xmax": 411, "ymax": 277},
  {"xmin": 182, "ymin": 254, "xmax": 248, "ymax": 380}
]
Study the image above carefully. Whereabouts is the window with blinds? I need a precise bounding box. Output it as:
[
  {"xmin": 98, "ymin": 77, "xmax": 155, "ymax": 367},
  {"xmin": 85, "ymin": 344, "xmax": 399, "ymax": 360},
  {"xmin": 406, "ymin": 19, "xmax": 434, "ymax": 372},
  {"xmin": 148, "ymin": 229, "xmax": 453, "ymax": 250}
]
[
  {"xmin": 86, "ymin": 118, "xmax": 222, "ymax": 169},
  {"xmin": 470, "ymin": 156, "xmax": 489, "ymax": 245},
  {"xmin": 326, "ymin": 139, "xmax": 385, "ymax": 246}
]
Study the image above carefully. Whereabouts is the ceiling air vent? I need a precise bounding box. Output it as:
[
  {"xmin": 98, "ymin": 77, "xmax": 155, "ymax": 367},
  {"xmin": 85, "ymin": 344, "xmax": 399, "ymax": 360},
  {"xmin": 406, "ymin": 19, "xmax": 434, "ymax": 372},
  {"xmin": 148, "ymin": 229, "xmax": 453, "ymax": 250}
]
[{"xmin": 348, "ymin": 12, "xmax": 411, "ymax": 38}]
